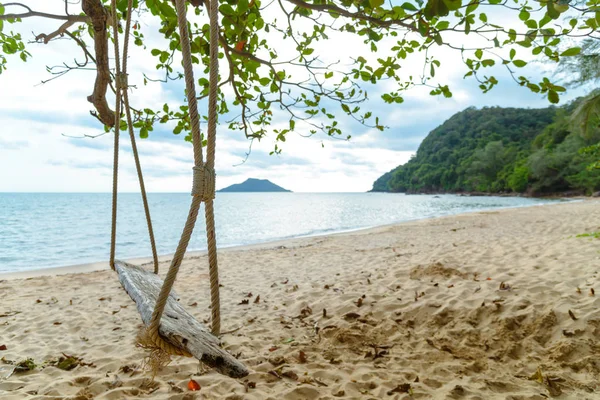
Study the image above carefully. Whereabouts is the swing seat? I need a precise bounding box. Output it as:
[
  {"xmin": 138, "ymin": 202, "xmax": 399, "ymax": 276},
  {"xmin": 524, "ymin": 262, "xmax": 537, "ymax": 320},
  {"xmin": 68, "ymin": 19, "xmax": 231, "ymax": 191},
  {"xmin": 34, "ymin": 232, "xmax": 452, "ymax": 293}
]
[{"xmin": 115, "ymin": 261, "xmax": 249, "ymax": 378}]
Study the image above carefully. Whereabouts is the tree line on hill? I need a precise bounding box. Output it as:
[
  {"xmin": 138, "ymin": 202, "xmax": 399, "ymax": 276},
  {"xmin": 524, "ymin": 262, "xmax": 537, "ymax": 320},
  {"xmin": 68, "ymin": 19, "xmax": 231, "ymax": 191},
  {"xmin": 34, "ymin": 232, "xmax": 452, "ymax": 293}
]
[{"xmin": 372, "ymin": 98, "xmax": 600, "ymax": 196}]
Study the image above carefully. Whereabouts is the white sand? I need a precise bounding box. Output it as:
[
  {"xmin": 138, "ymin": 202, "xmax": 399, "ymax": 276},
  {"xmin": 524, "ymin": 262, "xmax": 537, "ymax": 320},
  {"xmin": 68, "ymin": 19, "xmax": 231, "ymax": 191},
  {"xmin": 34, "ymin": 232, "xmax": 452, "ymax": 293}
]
[{"xmin": 1, "ymin": 200, "xmax": 599, "ymax": 399}]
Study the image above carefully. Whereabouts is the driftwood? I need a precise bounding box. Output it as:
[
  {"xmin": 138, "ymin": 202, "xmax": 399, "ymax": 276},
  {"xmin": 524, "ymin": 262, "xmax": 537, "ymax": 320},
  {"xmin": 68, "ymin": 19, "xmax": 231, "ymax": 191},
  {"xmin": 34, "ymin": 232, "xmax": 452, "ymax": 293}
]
[{"xmin": 114, "ymin": 261, "xmax": 249, "ymax": 378}]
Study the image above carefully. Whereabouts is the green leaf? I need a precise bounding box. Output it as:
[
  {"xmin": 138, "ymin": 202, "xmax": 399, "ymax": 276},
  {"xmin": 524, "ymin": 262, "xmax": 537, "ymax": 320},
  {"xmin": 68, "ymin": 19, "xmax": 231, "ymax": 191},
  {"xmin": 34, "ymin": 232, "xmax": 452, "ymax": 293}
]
[
  {"xmin": 475, "ymin": 49, "xmax": 483, "ymax": 59},
  {"xmin": 546, "ymin": 2, "xmax": 559, "ymax": 19},
  {"xmin": 510, "ymin": 48, "xmax": 516, "ymax": 59},
  {"xmin": 437, "ymin": 21, "xmax": 450, "ymax": 30},
  {"xmin": 512, "ymin": 60, "xmax": 527, "ymax": 67},
  {"xmin": 466, "ymin": 1, "xmax": 479, "ymax": 14},
  {"xmin": 548, "ymin": 90, "xmax": 559, "ymax": 104},
  {"xmin": 560, "ymin": 47, "xmax": 581, "ymax": 57},
  {"xmin": 219, "ymin": 4, "xmax": 235, "ymax": 15},
  {"xmin": 289, "ymin": 119, "xmax": 295, "ymax": 130},
  {"xmin": 401, "ymin": 2, "xmax": 418, "ymax": 11},
  {"xmin": 442, "ymin": 0, "xmax": 462, "ymax": 11},
  {"xmin": 370, "ymin": 0, "xmax": 385, "ymax": 8},
  {"xmin": 519, "ymin": 10, "xmax": 530, "ymax": 21},
  {"xmin": 525, "ymin": 19, "xmax": 537, "ymax": 29},
  {"xmin": 238, "ymin": 0, "xmax": 249, "ymax": 13}
]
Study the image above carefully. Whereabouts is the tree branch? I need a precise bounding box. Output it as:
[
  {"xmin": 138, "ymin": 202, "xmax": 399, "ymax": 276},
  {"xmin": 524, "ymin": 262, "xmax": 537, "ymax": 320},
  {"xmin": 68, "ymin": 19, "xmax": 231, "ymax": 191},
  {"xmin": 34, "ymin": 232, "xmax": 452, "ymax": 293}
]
[
  {"xmin": 81, "ymin": 0, "xmax": 115, "ymax": 127},
  {"xmin": 0, "ymin": 2, "xmax": 89, "ymax": 22}
]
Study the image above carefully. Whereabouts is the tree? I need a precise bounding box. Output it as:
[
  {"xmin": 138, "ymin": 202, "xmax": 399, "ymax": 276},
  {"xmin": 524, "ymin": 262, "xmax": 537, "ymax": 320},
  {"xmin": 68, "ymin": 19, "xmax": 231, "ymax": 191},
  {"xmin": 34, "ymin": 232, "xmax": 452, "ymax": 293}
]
[
  {"xmin": 468, "ymin": 140, "xmax": 506, "ymax": 190},
  {"xmin": 0, "ymin": 0, "xmax": 595, "ymax": 150}
]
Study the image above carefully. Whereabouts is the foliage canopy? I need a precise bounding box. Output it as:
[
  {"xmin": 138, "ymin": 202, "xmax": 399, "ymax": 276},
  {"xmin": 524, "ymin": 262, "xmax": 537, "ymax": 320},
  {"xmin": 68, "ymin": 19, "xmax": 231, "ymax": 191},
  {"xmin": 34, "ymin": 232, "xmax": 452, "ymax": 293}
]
[{"xmin": 0, "ymin": 0, "xmax": 597, "ymax": 150}]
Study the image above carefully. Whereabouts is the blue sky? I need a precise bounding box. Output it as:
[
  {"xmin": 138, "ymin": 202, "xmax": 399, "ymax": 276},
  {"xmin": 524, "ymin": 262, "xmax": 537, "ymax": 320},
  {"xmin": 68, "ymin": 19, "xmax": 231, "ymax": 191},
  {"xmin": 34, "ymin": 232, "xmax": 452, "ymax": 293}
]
[{"xmin": 0, "ymin": 2, "xmax": 586, "ymax": 192}]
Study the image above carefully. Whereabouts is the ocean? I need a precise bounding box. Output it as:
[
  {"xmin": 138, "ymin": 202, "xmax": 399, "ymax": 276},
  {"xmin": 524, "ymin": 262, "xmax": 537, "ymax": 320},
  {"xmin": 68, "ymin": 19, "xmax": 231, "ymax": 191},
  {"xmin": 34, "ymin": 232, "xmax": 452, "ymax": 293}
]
[{"xmin": 0, "ymin": 192, "xmax": 563, "ymax": 273}]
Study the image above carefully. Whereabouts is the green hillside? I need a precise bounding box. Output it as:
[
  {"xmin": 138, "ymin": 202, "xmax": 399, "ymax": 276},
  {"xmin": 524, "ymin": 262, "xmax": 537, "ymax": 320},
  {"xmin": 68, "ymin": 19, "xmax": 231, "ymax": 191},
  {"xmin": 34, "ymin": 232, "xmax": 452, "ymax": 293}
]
[{"xmin": 372, "ymin": 102, "xmax": 600, "ymax": 195}]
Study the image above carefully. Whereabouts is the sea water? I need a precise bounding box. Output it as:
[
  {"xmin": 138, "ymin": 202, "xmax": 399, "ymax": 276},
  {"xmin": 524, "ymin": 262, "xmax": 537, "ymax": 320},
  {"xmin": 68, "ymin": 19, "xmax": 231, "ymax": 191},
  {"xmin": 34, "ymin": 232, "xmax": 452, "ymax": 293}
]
[{"xmin": 0, "ymin": 192, "xmax": 563, "ymax": 273}]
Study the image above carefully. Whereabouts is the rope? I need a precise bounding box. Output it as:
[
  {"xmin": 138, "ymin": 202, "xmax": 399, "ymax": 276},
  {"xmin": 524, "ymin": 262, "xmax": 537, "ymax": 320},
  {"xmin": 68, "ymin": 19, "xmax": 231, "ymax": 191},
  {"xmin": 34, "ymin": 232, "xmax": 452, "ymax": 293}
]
[
  {"xmin": 109, "ymin": 0, "xmax": 122, "ymax": 271},
  {"xmin": 205, "ymin": 0, "xmax": 222, "ymax": 335},
  {"xmin": 109, "ymin": 0, "xmax": 160, "ymax": 274},
  {"xmin": 148, "ymin": 0, "xmax": 223, "ymax": 341}
]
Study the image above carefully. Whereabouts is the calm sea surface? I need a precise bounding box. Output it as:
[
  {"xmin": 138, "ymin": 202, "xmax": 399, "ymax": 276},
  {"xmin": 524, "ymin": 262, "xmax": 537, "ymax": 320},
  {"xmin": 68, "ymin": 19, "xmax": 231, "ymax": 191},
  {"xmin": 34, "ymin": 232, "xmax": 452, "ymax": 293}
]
[{"xmin": 0, "ymin": 193, "xmax": 563, "ymax": 273}]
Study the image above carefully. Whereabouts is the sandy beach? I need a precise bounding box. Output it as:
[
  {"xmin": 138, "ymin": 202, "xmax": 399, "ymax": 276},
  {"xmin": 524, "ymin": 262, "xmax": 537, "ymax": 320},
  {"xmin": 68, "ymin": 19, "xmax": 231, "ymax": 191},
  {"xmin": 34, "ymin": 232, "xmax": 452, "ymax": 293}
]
[{"xmin": 1, "ymin": 200, "xmax": 599, "ymax": 399}]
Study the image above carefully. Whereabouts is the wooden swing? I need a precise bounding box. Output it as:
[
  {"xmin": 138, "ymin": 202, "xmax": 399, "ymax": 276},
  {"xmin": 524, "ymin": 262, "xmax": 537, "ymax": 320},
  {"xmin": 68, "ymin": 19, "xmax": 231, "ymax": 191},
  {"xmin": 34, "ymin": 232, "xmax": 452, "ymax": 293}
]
[{"xmin": 107, "ymin": 0, "xmax": 248, "ymax": 378}]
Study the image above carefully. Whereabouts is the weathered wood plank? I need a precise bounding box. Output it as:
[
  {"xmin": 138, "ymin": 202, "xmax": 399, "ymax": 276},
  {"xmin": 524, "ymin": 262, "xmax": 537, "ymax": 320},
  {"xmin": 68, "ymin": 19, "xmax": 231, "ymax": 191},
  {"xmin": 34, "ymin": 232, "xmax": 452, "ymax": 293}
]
[{"xmin": 114, "ymin": 260, "xmax": 249, "ymax": 378}]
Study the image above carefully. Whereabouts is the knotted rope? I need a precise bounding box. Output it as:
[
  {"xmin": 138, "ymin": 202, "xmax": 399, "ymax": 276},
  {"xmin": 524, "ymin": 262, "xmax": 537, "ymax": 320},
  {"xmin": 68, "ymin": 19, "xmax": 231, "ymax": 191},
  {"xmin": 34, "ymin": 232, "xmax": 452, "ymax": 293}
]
[
  {"xmin": 109, "ymin": 0, "xmax": 159, "ymax": 275},
  {"xmin": 147, "ymin": 0, "xmax": 222, "ymax": 351}
]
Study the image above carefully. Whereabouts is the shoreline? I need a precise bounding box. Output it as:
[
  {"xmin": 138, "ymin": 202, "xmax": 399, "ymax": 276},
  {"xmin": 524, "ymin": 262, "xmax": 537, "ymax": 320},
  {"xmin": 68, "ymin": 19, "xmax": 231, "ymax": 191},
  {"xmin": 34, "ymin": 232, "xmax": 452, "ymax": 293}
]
[
  {"xmin": 0, "ymin": 197, "xmax": 581, "ymax": 280},
  {"xmin": 2, "ymin": 199, "xmax": 599, "ymax": 398}
]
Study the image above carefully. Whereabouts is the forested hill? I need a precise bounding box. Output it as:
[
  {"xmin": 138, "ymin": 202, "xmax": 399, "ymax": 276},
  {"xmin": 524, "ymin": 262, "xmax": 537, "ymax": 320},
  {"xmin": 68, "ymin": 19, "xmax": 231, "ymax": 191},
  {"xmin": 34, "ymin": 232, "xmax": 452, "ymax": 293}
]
[{"xmin": 372, "ymin": 103, "xmax": 600, "ymax": 195}]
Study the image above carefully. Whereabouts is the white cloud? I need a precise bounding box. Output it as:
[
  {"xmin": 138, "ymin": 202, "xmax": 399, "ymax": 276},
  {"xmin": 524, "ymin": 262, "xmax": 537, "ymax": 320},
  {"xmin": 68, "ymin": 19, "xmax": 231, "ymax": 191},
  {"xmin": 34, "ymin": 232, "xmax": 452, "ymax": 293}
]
[{"xmin": 0, "ymin": 2, "xmax": 587, "ymax": 193}]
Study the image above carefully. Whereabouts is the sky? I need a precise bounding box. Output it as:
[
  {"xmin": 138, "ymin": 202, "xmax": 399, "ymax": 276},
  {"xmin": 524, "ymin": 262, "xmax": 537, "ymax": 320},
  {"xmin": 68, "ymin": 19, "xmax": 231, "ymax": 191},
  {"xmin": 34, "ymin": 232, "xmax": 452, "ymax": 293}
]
[{"xmin": 0, "ymin": 2, "xmax": 587, "ymax": 193}]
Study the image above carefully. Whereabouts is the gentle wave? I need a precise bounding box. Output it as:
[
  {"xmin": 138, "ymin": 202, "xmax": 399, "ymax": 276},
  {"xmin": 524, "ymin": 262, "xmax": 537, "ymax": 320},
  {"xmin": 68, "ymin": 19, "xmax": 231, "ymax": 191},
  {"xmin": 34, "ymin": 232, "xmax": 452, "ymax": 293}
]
[{"xmin": 0, "ymin": 193, "xmax": 563, "ymax": 273}]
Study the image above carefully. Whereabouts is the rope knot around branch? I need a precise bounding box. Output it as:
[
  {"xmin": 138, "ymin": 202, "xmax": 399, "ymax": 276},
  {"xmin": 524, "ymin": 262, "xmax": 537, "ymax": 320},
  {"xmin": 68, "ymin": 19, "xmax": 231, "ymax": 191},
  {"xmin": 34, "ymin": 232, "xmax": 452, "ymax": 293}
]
[
  {"xmin": 115, "ymin": 72, "xmax": 129, "ymax": 91},
  {"xmin": 192, "ymin": 164, "xmax": 216, "ymax": 201}
]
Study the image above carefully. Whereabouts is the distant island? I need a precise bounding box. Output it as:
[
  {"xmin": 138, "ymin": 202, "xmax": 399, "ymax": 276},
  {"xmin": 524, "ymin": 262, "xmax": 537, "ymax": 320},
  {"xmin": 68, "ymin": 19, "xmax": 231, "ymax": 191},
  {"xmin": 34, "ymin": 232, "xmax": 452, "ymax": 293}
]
[
  {"xmin": 218, "ymin": 178, "xmax": 292, "ymax": 192},
  {"xmin": 372, "ymin": 98, "xmax": 600, "ymax": 196}
]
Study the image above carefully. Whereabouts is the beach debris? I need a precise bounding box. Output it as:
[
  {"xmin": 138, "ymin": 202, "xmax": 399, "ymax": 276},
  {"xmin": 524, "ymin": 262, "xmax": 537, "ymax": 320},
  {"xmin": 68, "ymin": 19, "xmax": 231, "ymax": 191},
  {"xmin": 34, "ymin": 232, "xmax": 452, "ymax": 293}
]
[
  {"xmin": 297, "ymin": 351, "xmax": 307, "ymax": 363},
  {"xmin": 167, "ymin": 380, "xmax": 183, "ymax": 393},
  {"xmin": 187, "ymin": 378, "xmax": 201, "ymax": 391},
  {"xmin": 323, "ymin": 309, "xmax": 327, "ymax": 318},
  {"xmin": 414, "ymin": 376, "xmax": 420, "ymax": 383},
  {"xmin": 387, "ymin": 383, "xmax": 413, "ymax": 395},
  {"xmin": 447, "ymin": 284, "xmax": 454, "ymax": 288},
  {"xmin": 282, "ymin": 337, "xmax": 295, "ymax": 344},
  {"xmin": 254, "ymin": 295, "xmax": 260, "ymax": 304},
  {"xmin": 282, "ymin": 370, "xmax": 299, "ymax": 380},
  {"xmin": 324, "ymin": 284, "xmax": 330, "ymax": 289},
  {"xmin": 333, "ymin": 390, "xmax": 345, "ymax": 397},
  {"xmin": 576, "ymin": 287, "xmax": 582, "ymax": 294},
  {"xmin": 14, "ymin": 358, "xmax": 36, "ymax": 373},
  {"xmin": 486, "ymin": 277, "xmax": 492, "ymax": 281},
  {"xmin": 238, "ymin": 299, "xmax": 249, "ymax": 305},
  {"xmin": 282, "ymin": 278, "xmax": 289, "ymax": 284},
  {"xmin": 355, "ymin": 297, "xmax": 364, "ymax": 307},
  {"xmin": 53, "ymin": 321, "xmax": 62, "ymax": 325},
  {"xmin": 344, "ymin": 312, "xmax": 361, "ymax": 321},
  {"xmin": 243, "ymin": 380, "xmax": 256, "ymax": 392},
  {"xmin": 298, "ymin": 305, "xmax": 312, "ymax": 319},
  {"xmin": 0, "ymin": 311, "xmax": 21, "ymax": 318},
  {"xmin": 568, "ymin": 310, "xmax": 577, "ymax": 321},
  {"xmin": 499, "ymin": 282, "xmax": 512, "ymax": 291},
  {"xmin": 268, "ymin": 346, "xmax": 279, "ymax": 352},
  {"xmin": 50, "ymin": 353, "xmax": 94, "ymax": 371},
  {"xmin": 591, "ymin": 288, "xmax": 595, "ymax": 296},
  {"xmin": 0, "ymin": 345, "xmax": 6, "ymax": 351},
  {"xmin": 0, "ymin": 364, "xmax": 15, "ymax": 380},
  {"xmin": 98, "ymin": 297, "xmax": 111, "ymax": 301},
  {"xmin": 188, "ymin": 302, "xmax": 198, "ymax": 307}
]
